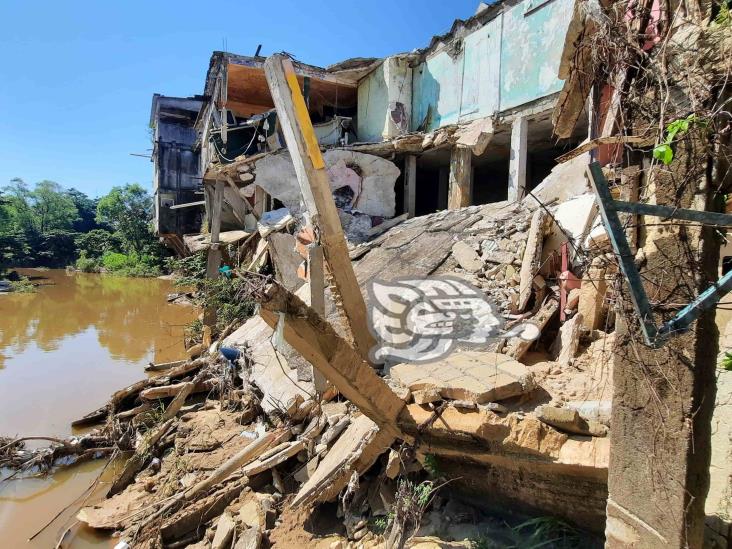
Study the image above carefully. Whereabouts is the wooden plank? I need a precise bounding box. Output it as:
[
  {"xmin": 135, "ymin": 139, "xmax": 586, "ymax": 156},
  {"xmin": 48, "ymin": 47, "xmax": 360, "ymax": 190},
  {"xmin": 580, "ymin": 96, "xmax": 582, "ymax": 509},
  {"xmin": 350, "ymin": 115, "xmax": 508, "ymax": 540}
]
[
  {"xmin": 258, "ymin": 282, "xmax": 405, "ymax": 438},
  {"xmin": 556, "ymin": 136, "xmax": 652, "ymax": 164},
  {"xmin": 403, "ymin": 155, "xmax": 417, "ymax": 218},
  {"xmin": 205, "ymin": 180, "xmax": 225, "ymax": 329},
  {"xmin": 264, "ymin": 54, "xmax": 375, "ymax": 362},
  {"xmin": 169, "ymin": 200, "xmax": 206, "ymax": 210},
  {"xmin": 308, "ymin": 244, "xmax": 328, "ymax": 394},
  {"xmin": 448, "ymin": 145, "xmax": 472, "ymax": 209}
]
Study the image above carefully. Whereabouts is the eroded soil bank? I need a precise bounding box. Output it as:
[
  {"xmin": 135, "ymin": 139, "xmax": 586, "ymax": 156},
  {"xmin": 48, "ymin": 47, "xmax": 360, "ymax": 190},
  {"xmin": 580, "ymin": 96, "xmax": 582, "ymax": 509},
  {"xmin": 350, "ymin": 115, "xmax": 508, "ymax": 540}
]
[{"xmin": 0, "ymin": 269, "xmax": 195, "ymax": 547}]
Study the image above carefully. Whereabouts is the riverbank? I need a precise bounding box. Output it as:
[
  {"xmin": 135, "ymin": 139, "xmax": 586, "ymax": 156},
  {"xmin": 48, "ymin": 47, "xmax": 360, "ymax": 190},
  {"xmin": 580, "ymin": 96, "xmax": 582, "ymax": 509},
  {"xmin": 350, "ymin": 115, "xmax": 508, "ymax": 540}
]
[{"xmin": 0, "ymin": 269, "xmax": 196, "ymax": 547}]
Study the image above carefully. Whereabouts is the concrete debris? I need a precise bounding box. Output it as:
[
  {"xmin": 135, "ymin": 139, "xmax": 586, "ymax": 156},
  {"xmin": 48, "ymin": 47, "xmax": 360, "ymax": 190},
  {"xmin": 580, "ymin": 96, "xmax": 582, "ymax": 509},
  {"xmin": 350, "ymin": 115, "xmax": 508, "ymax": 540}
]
[
  {"xmin": 536, "ymin": 405, "xmax": 608, "ymax": 438},
  {"xmin": 211, "ymin": 510, "xmax": 236, "ymax": 549},
  {"xmin": 292, "ymin": 414, "xmax": 394, "ymax": 507},
  {"xmin": 552, "ymin": 312, "xmax": 583, "ymax": 366},
  {"xmin": 389, "ymin": 351, "xmax": 536, "ymax": 404},
  {"xmin": 252, "ymin": 149, "xmax": 399, "ymax": 220},
  {"xmin": 451, "ymin": 241, "xmax": 483, "ymax": 273},
  {"xmin": 69, "ymin": 184, "xmax": 619, "ymax": 549}
]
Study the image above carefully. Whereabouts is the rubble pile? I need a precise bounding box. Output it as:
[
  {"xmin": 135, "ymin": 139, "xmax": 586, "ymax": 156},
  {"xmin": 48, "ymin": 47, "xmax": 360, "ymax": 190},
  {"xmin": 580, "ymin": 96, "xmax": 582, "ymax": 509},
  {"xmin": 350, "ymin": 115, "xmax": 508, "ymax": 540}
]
[{"xmin": 7, "ymin": 168, "xmax": 619, "ymax": 547}]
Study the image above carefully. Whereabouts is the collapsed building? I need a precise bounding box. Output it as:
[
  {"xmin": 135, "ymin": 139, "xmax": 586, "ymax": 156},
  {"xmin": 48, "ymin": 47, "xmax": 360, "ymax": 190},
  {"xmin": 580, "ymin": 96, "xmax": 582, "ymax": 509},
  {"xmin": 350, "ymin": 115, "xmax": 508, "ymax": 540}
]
[
  {"xmin": 31, "ymin": 1, "xmax": 729, "ymax": 548},
  {"xmin": 151, "ymin": 0, "xmax": 590, "ymax": 251}
]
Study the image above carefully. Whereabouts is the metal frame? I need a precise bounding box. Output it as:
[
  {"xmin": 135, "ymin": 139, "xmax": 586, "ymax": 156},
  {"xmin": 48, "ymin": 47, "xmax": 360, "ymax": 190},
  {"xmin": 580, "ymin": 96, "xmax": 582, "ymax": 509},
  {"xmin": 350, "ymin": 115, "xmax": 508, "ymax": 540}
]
[{"xmin": 586, "ymin": 161, "xmax": 732, "ymax": 347}]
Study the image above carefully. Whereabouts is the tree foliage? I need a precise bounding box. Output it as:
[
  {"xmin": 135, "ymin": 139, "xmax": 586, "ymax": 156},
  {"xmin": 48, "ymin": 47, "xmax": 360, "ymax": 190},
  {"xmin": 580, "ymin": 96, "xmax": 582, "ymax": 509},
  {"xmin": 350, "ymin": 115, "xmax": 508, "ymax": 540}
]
[
  {"xmin": 0, "ymin": 178, "xmax": 169, "ymax": 274},
  {"xmin": 96, "ymin": 184, "xmax": 152, "ymax": 255}
]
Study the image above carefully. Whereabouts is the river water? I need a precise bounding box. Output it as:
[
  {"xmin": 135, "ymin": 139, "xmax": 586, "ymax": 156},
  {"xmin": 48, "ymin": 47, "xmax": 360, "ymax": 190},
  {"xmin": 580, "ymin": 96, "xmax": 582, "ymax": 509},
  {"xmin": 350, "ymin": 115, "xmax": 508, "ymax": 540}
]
[{"xmin": 0, "ymin": 269, "xmax": 196, "ymax": 547}]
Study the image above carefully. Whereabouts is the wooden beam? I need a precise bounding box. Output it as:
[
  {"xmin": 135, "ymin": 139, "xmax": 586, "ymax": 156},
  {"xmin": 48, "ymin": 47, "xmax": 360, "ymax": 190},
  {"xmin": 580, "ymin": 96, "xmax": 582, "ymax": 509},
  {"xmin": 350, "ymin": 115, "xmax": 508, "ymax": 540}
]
[
  {"xmin": 403, "ymin": 154, "xmax": 417, "ymax": 218},
  {"xmin": 263, "ymin": 54, "xmax": 376, "ymax": 362},
  {"xmin": 448, "ymin": 146, "xmax": 472, "ymax": 209},
  {"xmin": 258, "ymin": 282, "xmax": 405, "ymax": 438},
  {"xmin": 308, "ymin": 244, "xmax": 328, "ymax": 394},
  {"xmin": 204, "ymin": 180, "xmax": 225, "ymax": 331}
]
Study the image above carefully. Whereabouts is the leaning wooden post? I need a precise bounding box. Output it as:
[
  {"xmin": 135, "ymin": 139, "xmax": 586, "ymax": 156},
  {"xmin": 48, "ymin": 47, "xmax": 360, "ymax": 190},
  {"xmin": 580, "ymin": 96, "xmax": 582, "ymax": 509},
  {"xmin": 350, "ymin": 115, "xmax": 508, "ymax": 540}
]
[
  {"xmin": 203, "ymin": 179, "xmax": 225, "ymax": 345},
  {"xmin": 263, "ymin": 54, "xmax": 376, "ymax": 362}
]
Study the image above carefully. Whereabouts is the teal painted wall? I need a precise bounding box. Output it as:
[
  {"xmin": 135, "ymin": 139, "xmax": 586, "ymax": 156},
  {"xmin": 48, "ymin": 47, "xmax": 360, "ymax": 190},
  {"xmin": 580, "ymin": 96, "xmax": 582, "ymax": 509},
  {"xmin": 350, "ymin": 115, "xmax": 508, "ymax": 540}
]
[
  {"xmin": 499, "ymin": 0, "xmax": 573, "ymax": 111},
  {"xmin": 412, "ymin": 49, "xmax": 464, "ymax": 131},
  {"xmin": 460, "ymin": 18, "xmax": 501, "ymax": 122},
  {"xmin": 357, "ymin": 63, "xmax": 389, "ymax": 143},
  {"xmin": 407, "ymin": 0, "xmax": 572, "ymax": 133}
]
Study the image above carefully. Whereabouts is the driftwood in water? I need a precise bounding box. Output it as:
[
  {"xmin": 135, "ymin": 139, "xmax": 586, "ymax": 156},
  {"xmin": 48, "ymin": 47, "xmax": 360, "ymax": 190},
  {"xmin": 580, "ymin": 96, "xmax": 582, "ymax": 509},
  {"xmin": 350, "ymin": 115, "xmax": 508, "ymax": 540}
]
[
  {"xmin": 107, "ymin": 419, "xmax": 176, "ymax": 496},
  {"xmin": 139, "ymin": 378, "xmax": 215, "ymax": 401},
  {"xmin": 71, "ymin": 405, "xmax": 109, "ymax": 428}
]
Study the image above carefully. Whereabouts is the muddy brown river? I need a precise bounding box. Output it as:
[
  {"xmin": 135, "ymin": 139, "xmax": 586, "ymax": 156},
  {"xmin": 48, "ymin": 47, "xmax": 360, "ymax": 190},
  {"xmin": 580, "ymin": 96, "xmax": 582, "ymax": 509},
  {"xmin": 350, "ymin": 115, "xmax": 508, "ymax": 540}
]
[{"xmin": 0, "ymin": 269, "xmax": 196, "ymax": 547}]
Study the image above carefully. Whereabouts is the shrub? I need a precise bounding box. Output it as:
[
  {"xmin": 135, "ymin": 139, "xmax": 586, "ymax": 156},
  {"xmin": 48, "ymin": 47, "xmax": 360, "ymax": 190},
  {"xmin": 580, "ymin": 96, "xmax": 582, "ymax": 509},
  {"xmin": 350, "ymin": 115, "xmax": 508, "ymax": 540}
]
[
  {"xmin": 8, "ymin": 276, "xmax": 35, "ymax": 293},
  {"xmin": 100, "ymin": 251, "xmax": 161, "ymax": 277},
  {"xmin": 75, "ymin": 251, "xmax": 100, "ymax": 273}
]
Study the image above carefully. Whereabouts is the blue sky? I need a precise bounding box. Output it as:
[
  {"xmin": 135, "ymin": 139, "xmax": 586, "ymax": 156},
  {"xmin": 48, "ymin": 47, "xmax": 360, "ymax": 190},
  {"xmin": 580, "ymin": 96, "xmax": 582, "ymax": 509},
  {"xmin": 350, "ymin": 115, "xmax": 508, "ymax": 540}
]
[{"xmin": 0, "ymin": 0, "xmax": 479, "ymax": 198}]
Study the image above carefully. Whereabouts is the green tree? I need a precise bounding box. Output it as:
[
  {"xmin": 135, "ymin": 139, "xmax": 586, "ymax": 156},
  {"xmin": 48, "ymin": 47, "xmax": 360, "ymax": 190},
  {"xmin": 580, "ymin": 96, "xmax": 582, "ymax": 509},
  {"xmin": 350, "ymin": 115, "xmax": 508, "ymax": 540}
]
[
  {"xmin": 32, "ymin": 180, "xmax": 78, "ymax": 234},
  {"xmin": 66, "ymin": 188, "xmax": 100, "ymax": 232},
  {"xmin": 3, "ymin": 178, "xmax": 36, "ymax": 233},
  {"xmin": 75, "ymin": 229, "xmax": 121, "ymax": 259},
  {"xmin": 96, "ymin": 184, "xmax": 152, "ymax": 254}
]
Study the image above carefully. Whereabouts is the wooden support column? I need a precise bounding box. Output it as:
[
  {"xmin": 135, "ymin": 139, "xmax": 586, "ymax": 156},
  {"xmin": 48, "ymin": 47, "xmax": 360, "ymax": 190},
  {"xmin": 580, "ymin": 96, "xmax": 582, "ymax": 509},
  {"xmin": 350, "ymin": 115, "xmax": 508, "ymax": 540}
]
[
  {"xmin": 448, "ymin": 145, "xmax": 472, "ymax": 209},
  {"xmin": 203, "ymin": 180, "xmax": 225, "ymax": 342},
  {"xmin": 307, "ymin": 244, "xmax": 328, "ymax": 393},
  {"xmin": 403, "ymin": 154, "xmax": 417, "ymax": 218},
  {"xmin": 508, "ymin": 116, "xmax": 528, "ymax": 202},
  {"xmin": 264, "ymin": 54, "xmax": 375, "ymax": 362},
  {"xmin": 258, "ymin": 282, "xmax": 405, "ymax": 438}
]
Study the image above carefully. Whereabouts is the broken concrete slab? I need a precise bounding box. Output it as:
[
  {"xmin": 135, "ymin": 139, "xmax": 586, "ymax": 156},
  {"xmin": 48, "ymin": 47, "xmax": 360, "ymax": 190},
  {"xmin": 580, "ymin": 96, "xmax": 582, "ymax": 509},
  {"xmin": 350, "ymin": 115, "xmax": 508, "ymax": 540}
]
[
  {"xmin": 542, "ymin": 194, "xmax": 597, "ymax": 267},
  {"xmin": 253, "ymin": 149, "xmax": 399, "ymax": 218},
  {"xmin": 578, "ymin": 258, "xmax": 608, "ymax": 330},
  {"xmin": 526, "ymin": 153, "xmax": 590, "ymax": 205},
  {"xmin": 455, "ymin": 117, "xmax": 494, "ymax": 156},
  {"xmin": 292, "ymin": 414, "xmax": 394, "ymax": 507},
  {"xmin": 224, "ymin": 316, "xmax": 314, "ymax": 415},
  {"xmin": 518, "ymin": 209, "xmax": 550, "ymax": 312},
  {"xmin": 388, "ymin": 351, "xmax": 536, "ymax": 404},
  {"xmin": 536, "ymin": 405, "xmax": 608, "ymax": 437},
  {"xmin": 211, "ymin": 510, "xmax": 236, "ymax": 549},
  {"xmin": 451, "ymin": 241, "xmax": 483, "ymax": 273},
  {"xmin": 552, "ymin": 313, "xmax": 583, "ymax": 366}
]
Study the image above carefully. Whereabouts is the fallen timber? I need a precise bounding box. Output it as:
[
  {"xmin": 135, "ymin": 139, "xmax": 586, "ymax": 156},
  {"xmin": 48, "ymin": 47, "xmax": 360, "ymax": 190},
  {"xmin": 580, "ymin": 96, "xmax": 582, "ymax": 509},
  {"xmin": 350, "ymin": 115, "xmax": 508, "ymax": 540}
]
[{"xmin": 14, "ymin": 179, "xmax": 619, "ymax": 548}]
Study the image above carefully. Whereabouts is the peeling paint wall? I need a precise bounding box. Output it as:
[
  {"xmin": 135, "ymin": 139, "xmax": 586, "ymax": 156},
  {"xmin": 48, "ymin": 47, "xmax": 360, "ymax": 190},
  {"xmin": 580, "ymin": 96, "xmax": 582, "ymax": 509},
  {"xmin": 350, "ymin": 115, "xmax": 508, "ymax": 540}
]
[
  {"xmin": 357, "ymin": 57, "xmax": 412, "ymax": 142},
  {"xmin": 499, "ymin": 0, "xmax": 573, "ymax": 111},
  {"xmin": 411, "ymin": 18, "xmax": 502, "ymax": 133},
  {"xmin": 357, "ymin": 63, "xmax": 389, "ymax": 143},
  {"xmin": 407, "ymin": 0, "xmax": 572, "ymax": 133}
]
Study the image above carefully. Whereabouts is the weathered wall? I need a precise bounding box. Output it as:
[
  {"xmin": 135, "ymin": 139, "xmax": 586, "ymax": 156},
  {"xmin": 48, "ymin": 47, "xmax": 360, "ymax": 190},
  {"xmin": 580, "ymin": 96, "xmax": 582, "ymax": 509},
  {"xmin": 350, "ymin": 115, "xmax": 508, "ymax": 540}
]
[
  {"xmin": 499, "ymin": 0, "xmax": 572, "ymax": 111},
  {"xmin": 357, "ymin": 57, "xmax": 412, "ymax": 142},
  {"xmin": 408, "ymin": 0, "xmax": 571, "ymax": 133}
]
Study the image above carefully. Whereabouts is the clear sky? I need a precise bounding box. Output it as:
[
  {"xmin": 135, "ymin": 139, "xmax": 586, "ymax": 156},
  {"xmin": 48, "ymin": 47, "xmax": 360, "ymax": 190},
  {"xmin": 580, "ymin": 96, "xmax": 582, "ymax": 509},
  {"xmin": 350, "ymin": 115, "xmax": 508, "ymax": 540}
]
[{"xmin": 0, "ymin": 0, "xmax": 480, "ymax": 198}]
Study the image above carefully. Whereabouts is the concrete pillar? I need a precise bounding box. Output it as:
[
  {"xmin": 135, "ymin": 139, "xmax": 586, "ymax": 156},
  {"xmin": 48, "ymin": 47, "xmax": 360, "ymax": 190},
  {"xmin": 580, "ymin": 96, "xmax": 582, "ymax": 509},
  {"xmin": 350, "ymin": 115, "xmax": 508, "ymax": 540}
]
[
  {"xmin": 448, "ymin": 145, "xmax": 472, "ymax": 209},
  {"xmin": 508, "ymin": 116, "xmax": 528, "ymax": 202},
  {"xmin": 403, "ymin": 155, "xmax": 417, "ymax": 218},
  {"xmin": 382, "ymin": 56, "xmax": 413, "ymax": 139},
  {"xmin": 605, "ymin": 138, "xmax": 718, "ymax": 548}
]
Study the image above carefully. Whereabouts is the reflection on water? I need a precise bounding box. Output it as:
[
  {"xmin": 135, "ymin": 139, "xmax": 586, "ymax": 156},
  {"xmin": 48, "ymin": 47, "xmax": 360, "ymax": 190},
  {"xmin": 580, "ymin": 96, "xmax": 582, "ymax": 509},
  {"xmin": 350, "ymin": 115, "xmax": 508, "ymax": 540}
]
[{"xmin": 0, "ymin": 268, "xmax": 197, "ymax": 547}]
